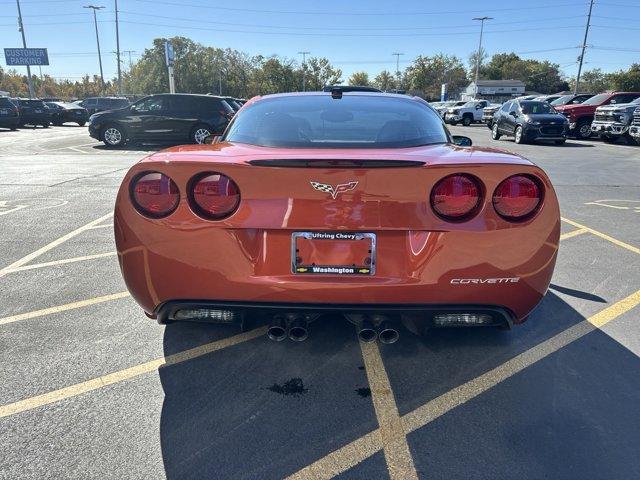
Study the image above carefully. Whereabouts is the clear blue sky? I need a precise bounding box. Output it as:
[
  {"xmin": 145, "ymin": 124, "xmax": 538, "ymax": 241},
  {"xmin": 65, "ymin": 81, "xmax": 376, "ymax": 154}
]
[{"xmin": 1, "ymin": 0, "xmax": 639, "ymax": 82}]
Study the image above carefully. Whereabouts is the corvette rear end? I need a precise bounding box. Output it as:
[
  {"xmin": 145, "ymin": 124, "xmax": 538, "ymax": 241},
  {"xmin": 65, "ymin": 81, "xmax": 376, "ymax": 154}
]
[{"xmin": 114, "ymin": 92, "xmax": 559, "ymax": 342}]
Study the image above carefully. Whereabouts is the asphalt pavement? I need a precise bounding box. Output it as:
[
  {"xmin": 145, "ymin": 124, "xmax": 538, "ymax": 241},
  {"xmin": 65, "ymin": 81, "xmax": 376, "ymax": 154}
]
[{"xmin": 0, "ymin": 124, "xmax": 639, "ymax": 479}]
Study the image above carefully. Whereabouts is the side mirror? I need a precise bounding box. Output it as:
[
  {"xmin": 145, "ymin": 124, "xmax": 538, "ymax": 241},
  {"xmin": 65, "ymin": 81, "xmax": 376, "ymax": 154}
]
[
  {"xmin": 452, "ymin": 135, "xmax": 472, "ymax": 147},
  {"xmin": 203, "ymin": 134, "xmax": 221, "ymax": 145}
]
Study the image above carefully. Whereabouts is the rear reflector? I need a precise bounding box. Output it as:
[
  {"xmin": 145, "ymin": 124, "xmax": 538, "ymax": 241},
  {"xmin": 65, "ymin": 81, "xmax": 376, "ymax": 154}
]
[
  {"xmin": 493, "ymin": 175, "xmax": 542, "ymax": 221},
  {"xmin": 173, "ymin": 309, "xmax": 237, "ymax": 322},
  {"xmin": 190, "ymin": 173, "xmax": 240, "ymax": 220},
  {"xmin": 433, "ymin": 313, "xmax": 493, "ymax": 326},
  {"xmin": 131, "ymin": 172, "xmax": 180, "ymax": 218},
  {"xmin": 430, "ymin": 174, "xmax": 482, "ymax": 221}
]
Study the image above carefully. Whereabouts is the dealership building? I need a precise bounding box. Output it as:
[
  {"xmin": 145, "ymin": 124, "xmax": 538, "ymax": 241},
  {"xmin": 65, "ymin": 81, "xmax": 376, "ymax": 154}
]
[{"xmin": 462, "ymin": 80, "xmax": 526, "ymax": 102}]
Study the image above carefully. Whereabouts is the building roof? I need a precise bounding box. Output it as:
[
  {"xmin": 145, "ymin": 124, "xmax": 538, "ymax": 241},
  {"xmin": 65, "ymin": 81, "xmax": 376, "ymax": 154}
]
[{"xmin": 472, "ymin": 80, "xmax": 526, "ymax": 87}]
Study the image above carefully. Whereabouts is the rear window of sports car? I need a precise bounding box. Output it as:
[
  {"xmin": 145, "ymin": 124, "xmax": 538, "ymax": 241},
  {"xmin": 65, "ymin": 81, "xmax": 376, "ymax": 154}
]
[{"xmin": 222, "ymin": 95, "xmax": 448, "ymax": 148}]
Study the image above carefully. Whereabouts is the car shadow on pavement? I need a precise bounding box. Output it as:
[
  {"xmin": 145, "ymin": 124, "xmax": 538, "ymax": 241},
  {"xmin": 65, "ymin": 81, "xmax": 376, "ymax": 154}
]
[
  {"xmin": 157, "ymin": 291, "xmax": 640, "ymax": 479},
  {"xmin": 90, "ymin": 143, "xmax": 162, "ymax": 152}
]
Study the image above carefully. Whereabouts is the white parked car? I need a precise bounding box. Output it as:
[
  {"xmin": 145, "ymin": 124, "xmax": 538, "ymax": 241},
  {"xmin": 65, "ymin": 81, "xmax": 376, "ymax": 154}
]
[
  {"xmin": 444, "ymin": 100, "xmax": 490, "ymax": 126},
  {"xmin": 433, "ymin": 101, "xmax": 465, "ymax": 118}
]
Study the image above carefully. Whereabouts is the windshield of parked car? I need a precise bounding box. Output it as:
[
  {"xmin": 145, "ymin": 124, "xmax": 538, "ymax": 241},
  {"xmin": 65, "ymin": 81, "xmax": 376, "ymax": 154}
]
[
  {"xmin": 551, "ymin": 95, "xmax": 574, "ymax": 105},
  {"xmin": 582, "ymin": 93, "xmax": 610, "ymax": 105},
  {"xmin": 520, "ymin": 101, "xmax": 555, "ymax": 115},
  {"xmin": 224, "ymin": 94, "xmax": 448, "ymax": 148}
]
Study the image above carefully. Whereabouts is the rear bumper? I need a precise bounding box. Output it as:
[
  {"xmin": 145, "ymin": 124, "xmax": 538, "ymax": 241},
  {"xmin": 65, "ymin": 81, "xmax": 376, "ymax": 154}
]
[
  {"xmin": 0, "ymin": 117, "xmax": 19, "ymax": 128},
  {"xmin": 156, "ymin": 300, "xmax": 515, "ymax": 328}
]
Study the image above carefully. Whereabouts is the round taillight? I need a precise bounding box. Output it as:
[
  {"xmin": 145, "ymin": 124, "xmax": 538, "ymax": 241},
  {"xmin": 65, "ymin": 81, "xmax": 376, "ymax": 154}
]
[
  {"xmin": 131, "ymin": 172, "xmax": 179, "ymax": 218},
  {"xmin": 430, "ymin": 174, "xmax": 482, "ymax": 220},
  {"xmin": 190, "ymin": 173, "xmax": 240, "ymax": 219},
  {"xmin": 493, "ymin": 175, "xmax": 542, "ymax": 220}
]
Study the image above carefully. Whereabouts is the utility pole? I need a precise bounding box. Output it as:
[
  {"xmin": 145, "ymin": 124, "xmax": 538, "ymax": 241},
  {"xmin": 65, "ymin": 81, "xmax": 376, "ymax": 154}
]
[
  {"xmin": 15, "ymin": 0, "xmax": 35, "ymax": 98},
  {"xmin": 84, "ymin": 5, "xmax": 105, "ymax": 93},
  {"xmin": 122, "ymin": 50, "xmax": 135, "ymax": 70},
  {"xmin": 392, "ymin": 52, "xmax": 404, "ymax": 89},
  {"xmin": 574, "ymin": 0, "xmax": 594, "ymax": 95},
  {"xmin": 298, "ymin": 51, "xmax": 310, "ymax": 91},
  {"xmin": 472, "ymin": 16, "xmax": 492, "ymax": 98},
  {"xmin": 114, "ymin": 0, "xmax": 122, "ymax": 95}
]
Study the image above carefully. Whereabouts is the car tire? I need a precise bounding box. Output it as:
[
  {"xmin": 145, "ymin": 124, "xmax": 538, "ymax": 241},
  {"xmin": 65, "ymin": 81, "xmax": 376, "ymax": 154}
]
[
  {"xmin": 575, "ymin": 119, "xmax": 592, "ymax": 139},
  {"xmin": 601, "ymin": 135, "xmax": 616, "ymax": 144},
  {"xmin": 462, "ymin": 115, "xmax": 472, "ymax": 127},
  {"xmin": 555, "ymin": 139, "xmax": 566, "ymax": 145},
  {"xmin": 491, "ymin": 123, "xmax": 501, "ymax": 140},
  {"xmin": 77, "ymin": 122, "xmax": 86, "ymax": 127},
  {"xmin": 191, "ymin": 124, "xmax": 212, "ymax": 144},
  {"xmin": 514, "ymin": 126, "xmax": 525, "ymax": 144},
  {"xmin": 42, "ymin": 122, "xmax": 49, "ymax": 128},
  {"xmin": 102, "ymin": 124, "xmax": 126, "ymax": 147}
]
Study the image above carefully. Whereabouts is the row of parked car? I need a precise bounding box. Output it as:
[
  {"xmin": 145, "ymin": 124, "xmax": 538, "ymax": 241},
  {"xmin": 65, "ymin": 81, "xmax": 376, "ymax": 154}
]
[
  {"xmin": 0, "ymin": 94, "xmax": 247, "ymax": 147},
  {"xmin": 431, "ymin": 91, "xmax": 640, "ymax": 146}
]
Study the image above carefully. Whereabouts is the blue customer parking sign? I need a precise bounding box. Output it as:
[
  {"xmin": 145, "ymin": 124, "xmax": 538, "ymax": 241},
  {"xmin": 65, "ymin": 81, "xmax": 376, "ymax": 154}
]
[{"xmin": 4, "ymin": 48, "xmax": 49, "ymax": 66}]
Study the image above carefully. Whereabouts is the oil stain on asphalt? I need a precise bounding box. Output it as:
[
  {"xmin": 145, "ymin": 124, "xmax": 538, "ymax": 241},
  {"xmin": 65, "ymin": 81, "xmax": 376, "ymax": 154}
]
[
  {"xmin": 355, "ymin": 387, "xmax": 371, "ymax": 398},
  {"xmin": 267, "ymin": 378, "xmax": 308, "ymax": 397}
]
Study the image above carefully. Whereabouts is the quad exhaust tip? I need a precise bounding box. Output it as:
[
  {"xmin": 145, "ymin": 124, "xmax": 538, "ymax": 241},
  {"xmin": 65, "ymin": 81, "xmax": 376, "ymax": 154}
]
[
  {"xmin": 288, "ymin": 318, "xmax": 309, "ymax": 342},
  {"xmin": 267, "ymin": 316, "xmax": 288, "ymax": 342},
  {"xmin": 357, "ymin": 320, "xmax": 378, "ymax": 343},
  {"xmin": 378, "ymin": 322, "xmax": 399, "ymax": 344}
]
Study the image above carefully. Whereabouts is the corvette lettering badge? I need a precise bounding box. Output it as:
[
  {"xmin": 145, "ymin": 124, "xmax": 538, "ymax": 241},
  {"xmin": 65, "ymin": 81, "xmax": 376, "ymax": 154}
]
[{"xmin": 310, "ymin": 181, "xmax": 358, "ymax": 199}]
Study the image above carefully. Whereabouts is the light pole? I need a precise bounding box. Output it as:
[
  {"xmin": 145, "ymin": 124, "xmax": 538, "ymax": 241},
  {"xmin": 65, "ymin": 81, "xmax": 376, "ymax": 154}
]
[
  {"xmin": 15, "ymin": 0, "xmax": 35, "ymax": 98},
  {"xmin": 574, "ymin": 0, "xmax": 594, "ymax": 94},
  {"xmin": 472, "ymin": 16, "xmax": 492, "ymax": 97},
  {"xmin": 298, "ymin": 51, "xmax": 310, "ymax": 91},
  {"xmin": 84, "ymin": 5, "xmax": 105, "ymax": 92},
  {"xmin": 114, "ymin": 0, "xmax": 122, "ymax": 95},
  {"xmin": 392, "ymin": 52, "xmax": 404, "ymax": 89}
]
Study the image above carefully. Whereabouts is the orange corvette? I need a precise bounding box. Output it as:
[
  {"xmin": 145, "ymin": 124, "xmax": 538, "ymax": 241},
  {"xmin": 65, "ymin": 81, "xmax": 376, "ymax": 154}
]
[{"xmin": 114, "ymin": 91, "xmax": 560, "ymax": 343}]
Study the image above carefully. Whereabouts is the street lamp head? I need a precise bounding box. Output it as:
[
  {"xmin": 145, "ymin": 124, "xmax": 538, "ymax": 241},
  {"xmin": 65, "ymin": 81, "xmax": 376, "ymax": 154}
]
[
  {"xmin": 472, "ymin": 16, "xmax": 493, "ymax": 21},
  {"xmin": 83, "ymin": 5, "xmax": 105, "ymax": 9}
]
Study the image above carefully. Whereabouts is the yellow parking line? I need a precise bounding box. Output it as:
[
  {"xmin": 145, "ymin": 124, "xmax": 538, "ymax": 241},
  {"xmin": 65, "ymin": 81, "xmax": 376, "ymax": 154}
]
[
  {"xmin": 2, "ymin": 252, "xmax": 117, "ymax": 274},
  {"xmin": 559, "ymin": 228, "xmax": 588, "ymax": 241},
  {"xmin": 0, "ymin": 212, "xmax": 114, "ymax": 277},
  {"xmin": 359, "ymin": 340, "xmax": 418, "ymax": 480},
  {"xmin": 287, "ymin": 288, "xmax": 640, "ymax": 478},
  {"xmin": 0, "ymin": 292, "xmax": 130, "ymax": 326},
  {"xmin": 561, "ymin": 217, "xmax": 640, "ymax": 255},
  {"xmin": 0, "ymin": 326, "xmax": 267, "ymax": 418}
]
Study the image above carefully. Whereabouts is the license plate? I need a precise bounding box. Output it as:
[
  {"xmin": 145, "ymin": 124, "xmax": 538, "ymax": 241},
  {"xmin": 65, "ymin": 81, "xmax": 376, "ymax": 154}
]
[
  {"xmin": 0, "ymin": 109, "xmax": 8, "ymax": 115},
  {"xmin": 292, "ymin": 232, "xmax": 376, "ymax": 275}
]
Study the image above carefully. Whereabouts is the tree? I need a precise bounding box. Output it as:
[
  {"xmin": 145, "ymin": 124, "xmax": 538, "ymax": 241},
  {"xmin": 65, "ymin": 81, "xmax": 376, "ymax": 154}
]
[
  {"xmin": 607, "ymin": 64, "xmax": 640, "ymax": 91},
  {"xmin": 571, "ymin": 68, "xmax": 609, "ymax": 93},
  {"xmin": 481, "ymin": 53, "xmax": 569, "ymax": 93},
  {"xmin": 373, "ymin": 70, "xmax": 395, "ymax": 91},
  {"xmin": 348, "ymin": 71, "xmax": 370, "ymax": 86},
  {"xmin": 303, "ymin": 57, "xmax": 342, "ymax": 90},
  {"xmin": 467, "ymin": 47, "xmax": 488, "ymax": 80},
  {"xmin": 405, "ymin": 54, "xmax": 468, "ymax": 100}
]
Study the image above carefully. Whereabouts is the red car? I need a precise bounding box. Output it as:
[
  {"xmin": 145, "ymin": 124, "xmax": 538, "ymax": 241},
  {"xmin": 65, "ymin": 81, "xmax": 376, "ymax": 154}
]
[{"xmin": 115, "ymin": 91, "xmax": 560, "ymax": 343}]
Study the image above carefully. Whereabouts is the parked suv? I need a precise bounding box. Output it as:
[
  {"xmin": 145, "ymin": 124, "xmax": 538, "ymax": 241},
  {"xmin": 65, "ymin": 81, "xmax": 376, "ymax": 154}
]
[
  {"xmin": 491, "ymin": 99, "xmax": 568, "ymax": 144},
  {"xmin": 16, "ymin": 99, "xmax": 51, "ymax": 128},
  {"xmin": 76, "ymin": 97, "xmax": 130, "ymax": 115},
  {"xmin": 482, "ymin": 103, "xmax": 503, "ymax": 129},
  {"xmin": 554, "ymin": 92, "xmax": 640, "ymax": 139},
  {"xmin": 46, "ymin": 102, "xmax": 89, "ymax": 126},
  {"xmin": 444, "ymin": 99, "xmax": 489, "ymax": 126},
  {"xmin": 591, "ymin": 97, "xmax": 640, "ymax": 143},
  {"xmin": 89, "ymin": 93, "xmax": 235, "ymax": 147},
  {"xmin": 628, "ymin": 104, "xmax": 640, "ymax": 145},
  {"xmin": 0, "ymin": 97, "xmax": 20, "ymax": 130},
  {"xmin": 550, "ymin": 94, "xmax": 593, "ymax": 107}
]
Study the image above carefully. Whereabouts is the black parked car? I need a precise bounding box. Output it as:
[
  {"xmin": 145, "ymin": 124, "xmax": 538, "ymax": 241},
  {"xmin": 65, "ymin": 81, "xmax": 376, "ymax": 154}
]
[
  {"xmin": 491, "ymin": 100, "xmax": 569, "ymax": 144},
  {"xmin": 89, "ymin": 93, "xmax": 235, "ymax": 147},
  {"xmin": 16, "ymin": 99, "xmax": 51, "ymax": 128},
  {"xmin": 0, "ymin": 97, "xmax": 20, "ymax": 130},
  {"xmin": 45, "ymin": 102, "xmax": 89, "ymax": 126},
  {"xmin": 75, "ymin": 97, "xmax": 130, "ymax": 115},
  {"xmin": 550, "ymin": 94, "xmax": 594, "ymax": 107}
]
